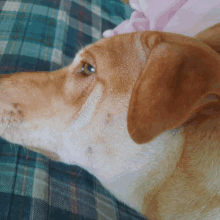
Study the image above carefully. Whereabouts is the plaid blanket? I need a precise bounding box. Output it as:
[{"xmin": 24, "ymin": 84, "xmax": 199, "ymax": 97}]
[
  {"xmin": 0, "ymin": 0, "xmax": 133, "ymax": 73},
  {"xmin": 0, "ymin": 0, "xmax": 148, "ymax": 219}
]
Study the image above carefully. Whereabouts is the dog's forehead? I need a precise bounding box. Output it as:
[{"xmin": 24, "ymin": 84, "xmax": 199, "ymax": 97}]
[
  {"xmin": 85, "ymin": 32, "xmax": 141, "ymax": 58},
  {"xmin": 91, "ymin": 33, "xmax": 136, "ymax": 49},
  {"xmin": 76, "ymin": 32, "xmax": 146, "ymax": 69}
]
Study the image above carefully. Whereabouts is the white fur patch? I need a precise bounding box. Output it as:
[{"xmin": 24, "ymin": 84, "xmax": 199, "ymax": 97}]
[
  {"xmin": 60, "ymin": 82, "xmax": 104, "ymax": 163},
  {"xmin": 60, "ymin": 92, "xmax": 184, "ymax": 212}
]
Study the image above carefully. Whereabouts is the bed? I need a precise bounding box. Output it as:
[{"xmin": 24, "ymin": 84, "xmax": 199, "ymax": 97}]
[
  {"xmin": 0, "ymin": 0, "xmax": 219, "ymax": 219},
  {"xmin": 0, "ymin": 0, "xmax": 148, "ymax": 219}
]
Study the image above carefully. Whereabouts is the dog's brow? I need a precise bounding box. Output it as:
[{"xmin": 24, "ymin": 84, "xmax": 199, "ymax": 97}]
[
  {"xmin": 82, "ymin": 48, "xmax": 95, "ymax": 57},
  {"xmin": 90, "ymin": 44, "xmax": 102, "ymax": 50},
  {"xmin": 80, "ymin": 49, "xmax": 96, "ymax": 65},
  {"xmin": 86, "ymin": 44, "xmax": 103, "ymax": 54}
]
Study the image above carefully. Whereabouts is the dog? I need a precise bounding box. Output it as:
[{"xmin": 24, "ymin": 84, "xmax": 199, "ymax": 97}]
[{"xmin": 0, "ymin": 23, "xmax": 220, "ymax": 220}]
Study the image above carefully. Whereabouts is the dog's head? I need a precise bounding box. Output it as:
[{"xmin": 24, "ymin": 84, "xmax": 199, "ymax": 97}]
[{"xmin": 0, "ymin": 26, "xmax": 220, "ymax": 211}]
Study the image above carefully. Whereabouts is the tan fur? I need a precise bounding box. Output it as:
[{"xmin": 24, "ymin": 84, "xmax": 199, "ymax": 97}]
[
  {"xmin": 122, "ymin": 0, "xmax": 129, "ymax": 3},
  {"xmin": 0, "ymin": 24, "xmax": 220, "ymax": 219}
]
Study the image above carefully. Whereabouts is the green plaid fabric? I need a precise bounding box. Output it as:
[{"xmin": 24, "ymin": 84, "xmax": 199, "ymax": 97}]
[
  {"xmin": 0, "ymin": 0, "xmax": 148, "ymax": 219},
  {"xmin": 0, "ymin": 139, "xmax": 147, "ymax": 220},
  {"xmin": 0, "ymin": 0, "xmax": 133, "ymax": 72}
]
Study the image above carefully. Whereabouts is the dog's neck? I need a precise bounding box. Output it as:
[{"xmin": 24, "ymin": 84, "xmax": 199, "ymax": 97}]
[
  {"xmin": 62, "ymin": 110, "xmax": 185, "ymax": 212},
  {"xmin": 144, "ymin": 118, "xmax": 220, "ymax": 219}
]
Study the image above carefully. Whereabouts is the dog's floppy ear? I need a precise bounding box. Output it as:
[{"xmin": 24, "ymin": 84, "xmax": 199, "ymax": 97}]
[
  {"xmin": 127, "ymin": 31, "xmax": 220, "ymax": 144},
  {"xmin": 195, "ymin": 23, "xmax": 220, "ymax": 55}
]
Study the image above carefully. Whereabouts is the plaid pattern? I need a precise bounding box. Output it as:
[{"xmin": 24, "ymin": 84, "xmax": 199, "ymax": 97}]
[
  {"xmin": 0, "ymin": 0, "xmax": 148, "ymax": 219},
  {"xmin": 0, "ymin": 139, "xmax": 147, "ymax": 220},
  {"xmin": 0, "ymin": 0, "xmax": 133, "ymax": 73}
]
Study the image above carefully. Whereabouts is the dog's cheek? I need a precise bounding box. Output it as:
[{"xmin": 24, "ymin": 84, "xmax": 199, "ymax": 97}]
[{"xmin": 63, "ymin": 75, "xmax": 97, "ymax": 116}]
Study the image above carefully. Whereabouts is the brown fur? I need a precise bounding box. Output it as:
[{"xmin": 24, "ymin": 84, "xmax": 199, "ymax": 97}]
[{"xmin": 0, "ymin": 24, "xmax": 219, "ymax": 220}]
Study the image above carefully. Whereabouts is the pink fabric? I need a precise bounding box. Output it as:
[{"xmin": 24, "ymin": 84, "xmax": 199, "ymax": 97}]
[{"xmin": 103, "ymin": 0, "xmax": 220, "ymax": 38}]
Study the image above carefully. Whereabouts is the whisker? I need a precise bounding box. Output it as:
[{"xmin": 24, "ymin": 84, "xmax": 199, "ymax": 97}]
[
  {"xmin": 2, "ymin": 112, "xmax": 12, "ymax": 136},
  {"xmin": 1, "ymin": 115, "xmax": 4, "ymax": 124},
  {"xmin": 73, "ymin": 167, "xmax": 83, "ymax": 182},
  {"xmin": 21, "ymin": 142, "xmax": 27, "ymax": 154},
  {"xmin": 9, "ymin": 142, "xmax": 13, "ymax": 151},
  {"xmin": 77, "ymin": 40, "xmax": 84, "ymax": 51}
]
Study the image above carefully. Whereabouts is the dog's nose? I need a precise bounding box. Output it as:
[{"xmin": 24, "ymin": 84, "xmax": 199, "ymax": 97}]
[{"xmin": 0, "ymin": 69, "xmax": 70, "ymax": 121}]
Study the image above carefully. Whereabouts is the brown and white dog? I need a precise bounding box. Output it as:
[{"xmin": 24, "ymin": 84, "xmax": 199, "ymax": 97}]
[{"xmin": 0, "ymin": 23, "xmax": 220, "ymax": 219}]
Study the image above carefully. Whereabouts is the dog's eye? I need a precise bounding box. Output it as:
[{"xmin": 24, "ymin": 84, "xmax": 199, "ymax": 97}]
[{"xmin": 80, "ymin": 63, "xmax": 96, "ymax": 76}]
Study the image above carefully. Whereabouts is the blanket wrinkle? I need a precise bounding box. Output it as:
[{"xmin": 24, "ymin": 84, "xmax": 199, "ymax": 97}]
[{"xmin": 103, "ymin": 0, "xmax": 220, "ymax": 38}]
